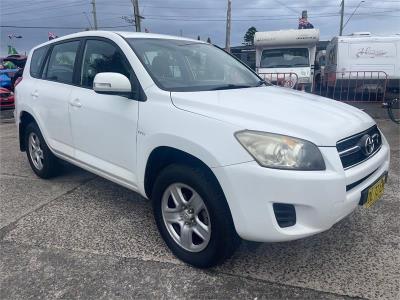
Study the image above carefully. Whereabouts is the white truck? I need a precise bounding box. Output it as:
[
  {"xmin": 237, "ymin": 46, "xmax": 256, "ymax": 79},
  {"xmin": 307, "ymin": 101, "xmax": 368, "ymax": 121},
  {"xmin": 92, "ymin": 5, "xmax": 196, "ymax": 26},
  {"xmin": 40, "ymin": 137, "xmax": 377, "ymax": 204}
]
[
  {"xmin": 254, "ymin": 29, "xmax": 320, "ymax": 92},
  {"xmin": 324, "ymin": 32, "xmax": 400, "ymax": 97}
]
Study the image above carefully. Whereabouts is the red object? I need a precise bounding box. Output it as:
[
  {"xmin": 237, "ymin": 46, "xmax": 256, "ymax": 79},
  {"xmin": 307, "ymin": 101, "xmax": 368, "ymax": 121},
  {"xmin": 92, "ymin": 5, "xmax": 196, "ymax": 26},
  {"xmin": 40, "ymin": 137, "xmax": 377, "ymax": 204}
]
[{"xmin": 0, "ymin": 87, "xmax": 15, "ymax": 109}]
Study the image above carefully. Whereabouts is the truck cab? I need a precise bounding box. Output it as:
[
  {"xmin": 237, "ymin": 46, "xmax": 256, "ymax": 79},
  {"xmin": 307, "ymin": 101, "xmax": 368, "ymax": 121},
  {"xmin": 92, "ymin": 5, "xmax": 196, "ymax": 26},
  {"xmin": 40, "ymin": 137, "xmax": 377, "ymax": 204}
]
[{"xmin": 254, "ymin": 29, "xmax": 319, "ymax": 92}]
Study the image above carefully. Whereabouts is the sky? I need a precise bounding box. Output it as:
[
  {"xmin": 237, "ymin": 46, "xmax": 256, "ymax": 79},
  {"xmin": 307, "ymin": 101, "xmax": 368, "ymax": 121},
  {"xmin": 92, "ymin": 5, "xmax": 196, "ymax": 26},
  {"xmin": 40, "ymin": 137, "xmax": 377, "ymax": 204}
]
[{"xmin": 1, "ymin": 0, "xmax": 400, "ymax": 56}]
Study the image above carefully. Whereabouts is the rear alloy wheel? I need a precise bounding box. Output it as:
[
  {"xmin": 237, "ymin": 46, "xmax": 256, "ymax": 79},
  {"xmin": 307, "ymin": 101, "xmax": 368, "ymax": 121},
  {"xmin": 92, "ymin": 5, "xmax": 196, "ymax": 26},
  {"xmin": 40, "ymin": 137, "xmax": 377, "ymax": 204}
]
[
  {"xmin": 25, "ymin": 122, "xmax": 60, "ymax": 178},
  {"xmin": 28, "ymin": 132, "xmax": 44, "ymax": 171},
  {"xmin": 152, "ymin": 164, "xmax": 240, "ymax": 268}
]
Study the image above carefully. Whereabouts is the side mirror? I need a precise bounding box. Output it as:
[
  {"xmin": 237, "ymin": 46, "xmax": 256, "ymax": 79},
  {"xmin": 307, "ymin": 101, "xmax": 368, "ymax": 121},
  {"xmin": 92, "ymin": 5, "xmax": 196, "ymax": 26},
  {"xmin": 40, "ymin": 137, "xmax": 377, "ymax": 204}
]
[{"xmin": 93, "ymin": 72, "xmax": 132, "ymax": 96}]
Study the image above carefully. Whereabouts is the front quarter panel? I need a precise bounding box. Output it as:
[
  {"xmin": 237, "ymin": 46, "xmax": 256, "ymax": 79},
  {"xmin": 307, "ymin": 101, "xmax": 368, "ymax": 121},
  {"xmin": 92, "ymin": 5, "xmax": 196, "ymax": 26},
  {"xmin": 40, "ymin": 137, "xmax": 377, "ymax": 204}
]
[{"xmin": 136, "ymin": 86, "xmax": 253, "ymax": 195}]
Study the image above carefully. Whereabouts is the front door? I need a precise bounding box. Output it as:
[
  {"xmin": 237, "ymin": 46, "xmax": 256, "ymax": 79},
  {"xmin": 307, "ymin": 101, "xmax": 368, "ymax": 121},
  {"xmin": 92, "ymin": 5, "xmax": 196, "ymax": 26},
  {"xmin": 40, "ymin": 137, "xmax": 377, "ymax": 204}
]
[{"xmin": 69, "ymin": 38, "xmax": 139, "ymax": 187}]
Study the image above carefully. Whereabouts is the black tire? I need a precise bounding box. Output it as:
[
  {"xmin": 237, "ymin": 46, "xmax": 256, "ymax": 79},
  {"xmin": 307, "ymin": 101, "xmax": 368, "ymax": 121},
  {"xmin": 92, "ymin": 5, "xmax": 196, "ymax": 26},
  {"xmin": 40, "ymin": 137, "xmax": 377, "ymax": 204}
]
[
  {"xmin": 152, "ymin": 164, "xmax": 240, "ymax": 268},
  {"xmin": 25, "ymin": 122, "xmax": 60, "ymax": 178}
]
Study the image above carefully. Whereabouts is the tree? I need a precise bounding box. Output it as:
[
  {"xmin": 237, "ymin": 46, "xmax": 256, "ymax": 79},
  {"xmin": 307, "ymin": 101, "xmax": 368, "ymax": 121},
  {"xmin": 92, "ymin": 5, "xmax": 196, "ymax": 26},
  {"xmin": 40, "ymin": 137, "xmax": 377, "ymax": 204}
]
[
  {"xmin": 244, "ymin": 26, "xmax": 257, "ymax": 45},
  {"xmin": 207, "ymin": 37, "xmax": 211, "ymax": 43}
]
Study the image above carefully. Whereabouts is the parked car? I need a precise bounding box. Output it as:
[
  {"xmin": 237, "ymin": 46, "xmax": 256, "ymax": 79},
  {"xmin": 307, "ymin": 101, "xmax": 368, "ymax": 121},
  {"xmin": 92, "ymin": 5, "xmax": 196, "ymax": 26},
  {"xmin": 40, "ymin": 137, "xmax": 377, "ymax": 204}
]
[
  {"xmin": 0, "ymin": 87, "xmax": 15, "ymax": 110},
  {"xmin": 15, "ymin": 31, "xmax": 390, "ymax": 268}
]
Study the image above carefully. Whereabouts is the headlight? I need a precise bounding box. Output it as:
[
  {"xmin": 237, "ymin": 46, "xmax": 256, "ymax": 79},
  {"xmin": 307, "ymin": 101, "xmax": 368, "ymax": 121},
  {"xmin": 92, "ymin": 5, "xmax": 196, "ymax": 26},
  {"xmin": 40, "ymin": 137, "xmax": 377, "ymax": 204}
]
[{"xmin": 235, "ymin": 131, "xmax": 325, "ymax": 170}]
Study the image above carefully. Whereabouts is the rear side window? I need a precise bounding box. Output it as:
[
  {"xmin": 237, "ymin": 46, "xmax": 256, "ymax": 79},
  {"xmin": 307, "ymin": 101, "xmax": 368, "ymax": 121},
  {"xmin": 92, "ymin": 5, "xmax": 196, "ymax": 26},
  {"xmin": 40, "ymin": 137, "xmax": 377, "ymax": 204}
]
[
  {"xmin": 44, "ymin": 41, "xmax": 80, "ymax": 84},
  {"xmin": 30, "ymin": 46, "xmax": 48, "ymax": 78}
]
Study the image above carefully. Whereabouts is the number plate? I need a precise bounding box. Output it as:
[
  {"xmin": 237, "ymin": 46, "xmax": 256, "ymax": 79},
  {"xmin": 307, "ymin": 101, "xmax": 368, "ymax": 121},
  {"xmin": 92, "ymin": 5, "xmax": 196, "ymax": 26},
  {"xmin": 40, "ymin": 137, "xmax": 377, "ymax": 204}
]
[{"xmin": 360, "ymin": 173, "xmax": 387, "ymax": 208}]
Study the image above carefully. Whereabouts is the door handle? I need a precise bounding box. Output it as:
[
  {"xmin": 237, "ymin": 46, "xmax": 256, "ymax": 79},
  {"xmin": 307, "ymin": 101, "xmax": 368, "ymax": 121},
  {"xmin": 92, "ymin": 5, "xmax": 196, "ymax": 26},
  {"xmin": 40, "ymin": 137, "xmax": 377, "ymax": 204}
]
[
  {"xmin": 31, "ymin": 91, "xmax": 39, "ymax": 98},
  {"xmin": 69, "ymin": 98, "xmax": 82, "ymax": 108}
]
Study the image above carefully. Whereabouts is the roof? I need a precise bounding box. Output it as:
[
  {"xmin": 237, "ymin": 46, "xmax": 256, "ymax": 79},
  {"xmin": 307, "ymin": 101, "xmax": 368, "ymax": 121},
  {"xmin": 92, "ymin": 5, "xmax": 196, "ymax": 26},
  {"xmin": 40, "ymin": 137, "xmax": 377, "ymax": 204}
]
[
  {"xmin": 115, "ymin": 31, "xmax": 202, "ymax": 42},
  {"xmin": 31, "ymin": 31, "xmax": 203, "ymax": 52},
  {"xmin": 332, "ymin": 33, "xmax": 400, "ymax": 43}
]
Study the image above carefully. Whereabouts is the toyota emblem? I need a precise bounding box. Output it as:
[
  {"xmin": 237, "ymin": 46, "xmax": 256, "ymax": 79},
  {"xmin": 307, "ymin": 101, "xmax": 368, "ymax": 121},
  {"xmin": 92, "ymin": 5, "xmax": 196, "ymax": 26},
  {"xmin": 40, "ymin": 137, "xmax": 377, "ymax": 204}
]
[{"xmin": 362, "ymin": 135, "xmax": 375, "ymax": 156}]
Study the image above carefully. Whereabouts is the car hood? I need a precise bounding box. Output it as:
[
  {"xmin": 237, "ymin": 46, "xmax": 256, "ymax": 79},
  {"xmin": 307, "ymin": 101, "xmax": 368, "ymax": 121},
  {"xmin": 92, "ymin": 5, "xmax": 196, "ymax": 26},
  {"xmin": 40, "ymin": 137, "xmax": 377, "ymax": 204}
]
[{"xmin": 170, "ymin": 86, "xmax": 375, "ymax": 146}]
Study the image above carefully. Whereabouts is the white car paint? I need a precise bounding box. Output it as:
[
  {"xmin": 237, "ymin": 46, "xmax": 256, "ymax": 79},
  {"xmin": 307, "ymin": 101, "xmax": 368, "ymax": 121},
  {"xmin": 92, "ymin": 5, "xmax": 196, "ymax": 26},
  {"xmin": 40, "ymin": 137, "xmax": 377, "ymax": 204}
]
[{"xmin": 15, "ymin": 31, "xmax": 390, "ymax": 243}]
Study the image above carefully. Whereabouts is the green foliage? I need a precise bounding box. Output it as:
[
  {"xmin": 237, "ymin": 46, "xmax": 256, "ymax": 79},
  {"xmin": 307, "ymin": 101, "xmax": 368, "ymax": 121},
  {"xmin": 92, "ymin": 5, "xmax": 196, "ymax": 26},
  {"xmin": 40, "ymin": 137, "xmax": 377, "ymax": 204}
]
[
  {"xmin": 244, "ymin": 27, "xmax": 257, "ymax": 45},
  {"xmin": 8, "ymin": 45, "xmax": 18, "ymax": 55}
]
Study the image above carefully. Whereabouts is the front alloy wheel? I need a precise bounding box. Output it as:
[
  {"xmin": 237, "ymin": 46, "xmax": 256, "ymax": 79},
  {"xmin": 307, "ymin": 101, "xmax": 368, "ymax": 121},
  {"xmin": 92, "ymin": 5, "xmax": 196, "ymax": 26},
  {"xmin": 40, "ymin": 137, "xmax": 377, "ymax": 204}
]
[
  {"xmin": 152, "ymin": 164, "xmax": 240, "ymax": 268},
  {"xmin": 161, "ymin": 183, "xmax": 211, "ymax": 252}
]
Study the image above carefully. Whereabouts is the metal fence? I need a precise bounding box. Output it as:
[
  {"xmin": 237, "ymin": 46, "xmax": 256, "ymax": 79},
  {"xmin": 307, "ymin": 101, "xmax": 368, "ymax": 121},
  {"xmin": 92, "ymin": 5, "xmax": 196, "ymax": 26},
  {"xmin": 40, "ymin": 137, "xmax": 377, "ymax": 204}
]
[
  {"xmin": 313, "ymin": 71, "xmax": 388, "ymax": 102},
  {"xmin": 258, "ymin": 72, "xmax": 299, "ymax": 89}
]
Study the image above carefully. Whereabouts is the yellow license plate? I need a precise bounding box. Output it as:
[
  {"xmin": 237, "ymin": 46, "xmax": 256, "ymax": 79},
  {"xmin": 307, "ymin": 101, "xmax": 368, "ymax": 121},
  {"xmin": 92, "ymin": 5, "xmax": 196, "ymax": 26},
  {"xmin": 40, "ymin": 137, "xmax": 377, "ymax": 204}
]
[{"xmin": 364, "ymin": 176, "xmax": 386, "ymax": 208}]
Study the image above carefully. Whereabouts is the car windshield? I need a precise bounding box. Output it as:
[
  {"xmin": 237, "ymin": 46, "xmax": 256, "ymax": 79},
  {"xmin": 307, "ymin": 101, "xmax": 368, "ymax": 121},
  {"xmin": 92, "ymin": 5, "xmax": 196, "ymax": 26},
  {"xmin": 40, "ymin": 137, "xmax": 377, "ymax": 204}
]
[
  {"xmin": 127, "ymin": 38, "xmax": 264, "ymax": 92},
  {"xmin": 260, "ymin": 48, "xmax": 309, "ymax": 68}
]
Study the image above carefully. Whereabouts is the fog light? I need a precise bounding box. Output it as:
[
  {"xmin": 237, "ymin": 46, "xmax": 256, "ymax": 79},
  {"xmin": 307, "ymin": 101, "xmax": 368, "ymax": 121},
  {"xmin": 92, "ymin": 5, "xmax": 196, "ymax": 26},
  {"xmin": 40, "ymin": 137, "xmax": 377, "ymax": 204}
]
[{"xmin": 273, "ymin": 203, "xmax": 296, "ymax": 228}]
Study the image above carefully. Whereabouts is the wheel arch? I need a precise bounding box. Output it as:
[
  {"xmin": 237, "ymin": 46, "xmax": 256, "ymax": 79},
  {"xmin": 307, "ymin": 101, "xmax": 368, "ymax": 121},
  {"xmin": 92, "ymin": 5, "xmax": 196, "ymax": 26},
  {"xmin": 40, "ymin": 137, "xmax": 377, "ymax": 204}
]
[
  {"xmin": 143, "ymin": 146, "xmax": 221, "ymax": 199},
  {"xmin": 18, "ymin": 110, "xmax": 37, "ymax": 151}
]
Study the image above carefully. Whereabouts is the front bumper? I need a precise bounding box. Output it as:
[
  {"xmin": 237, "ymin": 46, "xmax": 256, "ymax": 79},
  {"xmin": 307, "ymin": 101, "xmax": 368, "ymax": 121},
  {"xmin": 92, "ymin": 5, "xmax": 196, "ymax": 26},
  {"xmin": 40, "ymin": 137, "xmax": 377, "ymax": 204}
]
[{"xmin": 212, "ymin": 136, "xmax": 390, "ymax": 242}]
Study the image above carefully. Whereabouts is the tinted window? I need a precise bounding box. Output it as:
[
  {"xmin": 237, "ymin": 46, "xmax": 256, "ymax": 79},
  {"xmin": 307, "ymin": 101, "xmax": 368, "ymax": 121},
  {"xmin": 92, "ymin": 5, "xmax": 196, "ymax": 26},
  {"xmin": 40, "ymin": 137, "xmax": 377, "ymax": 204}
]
[
  {"xmin": 80, "ymin": 40, "xmax": 131, "ymax": 88},
  {"xmin": 261, "ymin": 48, "xmax": 309, "ymax": 68},
  {"xmin": 128, "ymin": 39, "xmax": 261, "ymax": 92},
  {"xmin": 30, "ymin": 46, "xmax": 48, "ymax": 78},
  {"xmin": 44, "ymin": 41, "xmax": 80, "ymax": 84}
]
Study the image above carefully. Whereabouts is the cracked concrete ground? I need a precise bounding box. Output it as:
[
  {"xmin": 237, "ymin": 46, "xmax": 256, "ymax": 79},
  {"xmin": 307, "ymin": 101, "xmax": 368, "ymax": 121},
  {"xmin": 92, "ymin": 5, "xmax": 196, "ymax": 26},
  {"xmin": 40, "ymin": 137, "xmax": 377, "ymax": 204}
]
[{"xmin": 0, "ymin": 110, "xmax": 399, "ymax": 299}]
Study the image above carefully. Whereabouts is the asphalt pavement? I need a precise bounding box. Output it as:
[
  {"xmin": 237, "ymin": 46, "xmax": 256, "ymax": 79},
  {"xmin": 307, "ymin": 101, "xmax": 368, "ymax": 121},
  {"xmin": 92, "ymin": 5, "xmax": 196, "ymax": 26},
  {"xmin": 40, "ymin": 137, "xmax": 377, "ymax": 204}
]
[{"xmin": 0, "ymin": 109, "xmax": 399, "ymax": 300}]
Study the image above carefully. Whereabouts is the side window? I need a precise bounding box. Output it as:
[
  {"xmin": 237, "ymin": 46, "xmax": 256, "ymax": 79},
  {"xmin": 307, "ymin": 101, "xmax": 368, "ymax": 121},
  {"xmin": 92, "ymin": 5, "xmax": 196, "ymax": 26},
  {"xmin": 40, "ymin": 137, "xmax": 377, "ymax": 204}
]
[
  {"xmin": 44, "ymin": 41, "xmax": 80, "ymax": 84},
  {"xmin": 30, "ymin": 46, "xmax": 48, "ymax": 78},
  {"xmin": 80, "ymin": 40, "xmax": 132, "ymax": 88},
  {"xmin": 141, "ymin": 46, "xmax": 187, "ymax": 80}
]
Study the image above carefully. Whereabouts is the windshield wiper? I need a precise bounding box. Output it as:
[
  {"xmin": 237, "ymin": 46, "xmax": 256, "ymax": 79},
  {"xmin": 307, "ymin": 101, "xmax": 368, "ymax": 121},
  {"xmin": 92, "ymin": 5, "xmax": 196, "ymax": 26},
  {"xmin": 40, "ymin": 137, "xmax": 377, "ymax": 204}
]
[
  {"xmin": 210, "ymin": 84, "xmax": 253, "ymax": 90},
  {"xmin": 256, "ymin": 80, "xmax": 268, "ymax": 86}
]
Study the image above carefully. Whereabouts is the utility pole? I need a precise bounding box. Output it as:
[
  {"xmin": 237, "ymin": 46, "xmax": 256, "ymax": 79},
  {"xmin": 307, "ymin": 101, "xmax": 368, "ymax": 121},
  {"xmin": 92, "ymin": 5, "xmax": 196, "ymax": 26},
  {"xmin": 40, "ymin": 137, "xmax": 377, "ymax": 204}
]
[
  {"xmin": 91, "ymin": 0, "xmax": 98, "ymax": 30},
  {"xmin": 339, "ymin": 0, "xmax": 344, "ymax": 36},
  {"xmin": 225, "ymin": 0, "xmax": 231, "ymax": 52},
  {"xmin": 131, "ymin": 0, "xmax": 141, "ymax": 32}
]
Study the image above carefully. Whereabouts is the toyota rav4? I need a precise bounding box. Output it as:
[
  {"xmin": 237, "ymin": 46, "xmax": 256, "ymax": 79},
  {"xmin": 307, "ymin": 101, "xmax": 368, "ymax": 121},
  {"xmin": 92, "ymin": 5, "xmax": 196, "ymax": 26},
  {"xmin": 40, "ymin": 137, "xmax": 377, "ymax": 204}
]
[{"xmin": 15, "ymin": 31, "xmax": 390, "ymax": 268}]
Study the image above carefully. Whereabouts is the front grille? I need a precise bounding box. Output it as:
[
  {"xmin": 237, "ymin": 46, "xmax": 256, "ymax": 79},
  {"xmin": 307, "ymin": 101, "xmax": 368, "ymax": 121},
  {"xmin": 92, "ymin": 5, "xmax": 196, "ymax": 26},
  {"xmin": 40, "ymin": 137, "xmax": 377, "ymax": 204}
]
[
  {"xmin": 273, "ymin": 203, "xmax": 296, "ymax": 228},
  {"xmin": 0, "ymin": 93, "xmax": 11, "ymax": 98},
  {"xmin": 337, "ymin": 125, "xmax": 382, "ymax": 169}
]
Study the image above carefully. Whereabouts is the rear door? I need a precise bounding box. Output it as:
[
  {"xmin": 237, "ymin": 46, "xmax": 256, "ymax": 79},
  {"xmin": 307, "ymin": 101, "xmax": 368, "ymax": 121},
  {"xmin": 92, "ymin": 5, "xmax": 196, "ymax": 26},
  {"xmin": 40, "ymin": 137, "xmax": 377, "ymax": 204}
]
[
  {"xmin": 68, "ymin": 38, "xmax": 140, "ymax": 187},
  {"xmin": 34, "ymin": 39, "xmax": 81, "ymax": 157}
]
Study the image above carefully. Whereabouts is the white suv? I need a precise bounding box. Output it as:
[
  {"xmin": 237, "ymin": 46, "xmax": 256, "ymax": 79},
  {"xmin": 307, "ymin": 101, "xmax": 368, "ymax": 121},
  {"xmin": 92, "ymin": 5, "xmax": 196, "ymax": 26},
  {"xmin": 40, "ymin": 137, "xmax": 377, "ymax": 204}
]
[{"xmin": 15, "ymin": 31, "xmax": 390, "ymax": 268}]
